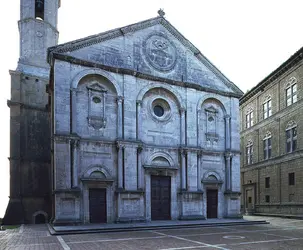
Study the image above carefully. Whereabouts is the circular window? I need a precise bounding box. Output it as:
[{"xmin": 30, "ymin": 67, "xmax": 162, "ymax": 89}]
[
  {"xmin": 150, "ymin": 98, "xmax": 171, "ymax": 122},
  {"xmin": 92, "ymin": 96, "xmax": 101, "ymax": 104},
  {"xmin": 208, "ymin": 116, "xmax": 214, "ymax": 122},
  {"xmin": 154, "ymin": 105, "xmax": 164, "ymax": 117}
]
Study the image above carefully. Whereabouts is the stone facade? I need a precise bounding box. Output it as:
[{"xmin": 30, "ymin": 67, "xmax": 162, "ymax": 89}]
[
  {"xmin": 240, "ymin": 48, "xmax": 303, "ymax": 215},
  {"xmin": 48, "ymin": 13, "xmax": 243, "ymax": 224},
  {"xmin": 4, "ymin": 1, "xmax": 243, "ymax": 225}
]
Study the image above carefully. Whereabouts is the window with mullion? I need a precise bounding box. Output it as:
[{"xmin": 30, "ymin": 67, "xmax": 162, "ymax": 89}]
[
  {"xmin": 246, "ymin": 111, "xmax": 254, "ymax": 128},
  {"xmin": 263, "ymin": 137, "xmax": 272, "ymax": 159},
  {"xmin": 263, "ymin": 100, "xmax": 272, "ymax": 119},
  {"xmin": 286, "ymin": 84, "xmax": 297, "ymax": 106},
  {"xmin": 286, "ymin": 127, "xmax": 297, "ymax": 153},
  {"xmin": 246, "ymin": 145, "xmax": 253, "ymax": 165}
]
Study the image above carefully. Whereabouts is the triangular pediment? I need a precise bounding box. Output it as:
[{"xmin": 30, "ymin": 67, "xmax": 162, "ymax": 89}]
[
  {"xmin": 49, "ymin": 16, "xmax": 243, "ymax": 96},
  {"xmin": 87, "ymin": 82, "xmax": 107, "ymax": 92}
]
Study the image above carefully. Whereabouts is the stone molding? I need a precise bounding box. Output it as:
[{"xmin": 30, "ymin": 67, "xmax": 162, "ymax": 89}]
[
  {"xmin": 7, "ymin": 100, "xmax": 48, "ymax": 112},
  {"xmin": 51, "ymin": 53, "xmax": 242, "ymax": 98}
]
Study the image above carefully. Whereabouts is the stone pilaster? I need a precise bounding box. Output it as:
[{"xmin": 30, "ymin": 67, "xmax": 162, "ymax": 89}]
[
  {"xmin": 197, "ymin": 151, "xmax": 203, "ymax": 191},
  {"xmin": 180, "ymin": 108, "xmax": 186, "ymax": 145},
  {"xmin": 136, "ymin": 100, "xmax": 142, "ymax": 140},
  {"xmin": 71, "ymin": 139, "xmax": 79, "ymax": 188},
  {"xmin": 224, "ymin": 152, "xmax": 233, "ymax": 191},
  {"xmin": 181, "ymin": 149, "xmax": 187, "ymax": 190},
  {"xmin": 137, "ymin": 145, "xmax": 143, "ymax": 190},
  {"xmin": 224, "ymin": 115, "xmax": 231, "ymax": 150},
  {"xmin": 117, "ymin": 96, "xmax": 123, "ymax": 139},
  {"xmin": 116, "ymin": 142, "xmax": 124, "ymax": 189},
  {"xmin": 71, "ymin": 89, "xmax": 77, "ymax": 134}
]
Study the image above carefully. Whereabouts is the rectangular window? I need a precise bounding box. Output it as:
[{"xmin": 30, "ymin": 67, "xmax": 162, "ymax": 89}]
[
  {"xmin": 265, "ymin": 195, "xmax": 270, "ymax": 203},
  {"xmin": 289, "ymin": 172, "xmax": 295, "ymax": 186},
  {"xmin": 263, "ymin": 100, "xmax": 272, "ymax": 119},
  {"xmin": 246, "ymin": 111, "xmax": 254, "ymax": 128},
  {"xmin": 286, "ymin": 127, "xmax": 297, "ymax": 153},
  {"xmin": 246, "ymin": 145, "xmax": 253, "ymax": 165},
  {"xmin": 263, "ymin": 137, "xmax": 272, "ymax": 159},
  {"xmin": 265, "ymin": 177, "xmax": 270, "ymax": 188},
  {"xmin": 286, "ymin": 84, "xmax": 297, "ymax": 106}
]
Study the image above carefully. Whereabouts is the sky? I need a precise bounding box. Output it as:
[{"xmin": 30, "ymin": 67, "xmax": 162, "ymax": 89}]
[{"xmin": 0, "ymin": 0, "xmax": 302, "ymax": 217}]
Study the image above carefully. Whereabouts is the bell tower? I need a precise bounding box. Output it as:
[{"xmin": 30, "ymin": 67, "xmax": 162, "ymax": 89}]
[
  {"xmin": 18, "ymin": 0, "xmax": 60, "ymax": 71},
  {"xmin": 3, "ymin": 0, "xmax": 60, "ymax": 224}
]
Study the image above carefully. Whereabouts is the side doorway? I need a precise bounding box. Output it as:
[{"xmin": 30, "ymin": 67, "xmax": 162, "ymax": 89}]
[{"xmin": 207, "ymin": 189, "xmax": 218, "ymax": 218}]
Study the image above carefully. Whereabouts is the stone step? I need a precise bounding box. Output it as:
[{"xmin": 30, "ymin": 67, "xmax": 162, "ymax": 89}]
[{"xmin": 48, "ymin": 220, "xmax": 269, "ymax": 235}]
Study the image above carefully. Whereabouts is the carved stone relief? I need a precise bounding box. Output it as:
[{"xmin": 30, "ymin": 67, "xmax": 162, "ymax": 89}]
[{"xmin": 143, "ymin": 33, "xmax": 177, "ymax": 72}]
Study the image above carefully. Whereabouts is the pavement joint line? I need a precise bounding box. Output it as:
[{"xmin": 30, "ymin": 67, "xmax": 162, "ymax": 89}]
[
  {"xmin": 229, "ymin": 237, "xmax": 301, "ymax": 246},
  {"xmin": 57, "ymin": 236, "xmax": 71, "ymax": 250},
  {"xmin": 153, "ymin": 231, "xmax": 230, "ymax": 250},
  {"xmin": 18, "ymin": 224, "xmax": 24, "ymax": 234},
  {"xmin": 174, "ymin": 227, "xmax": 293, "ymax": 237},
  {"xmin": 159, "ymin": 245, "xmax": 214, "ymax": 250},
  {"xmin": 5, "ymin": 243, "xmax": 59, "ymax": 247},
  {"xmin": 262, "ymin": 232, "xmax": 295, "ymax": 239},
  {"xmin": 66, "ymin": 235, "xmax": 167, "ymax": 244}
]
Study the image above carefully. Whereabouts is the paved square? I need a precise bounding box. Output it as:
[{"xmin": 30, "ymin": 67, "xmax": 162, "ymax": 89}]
[{"xmin": 2, "ymin": 216, "xmax": 303, "ymax": 249}]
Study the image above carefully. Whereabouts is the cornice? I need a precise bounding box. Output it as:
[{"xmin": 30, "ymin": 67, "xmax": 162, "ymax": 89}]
[
  {"xmin": 241, "ymin": 149, "xmax": 303, "ymax": 172},
  {"xmin": 7, "ymin": 100, "xmax": 48, "ymax": 113},
  {"xmin": 240, "ymin": 47, "xmax": 303, "ymax": 105},
  {"xmin": 51, "ymin": 53, "xmax": 242, "ymax": 98},
  {"xmin": 52, "ymin": 134, "xmax": 236, "ymax": 154}
]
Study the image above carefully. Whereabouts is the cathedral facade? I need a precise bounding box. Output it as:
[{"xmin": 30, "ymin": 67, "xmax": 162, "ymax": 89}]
[{"xmin": 4, "ymin": 1, "xmax": 243, "ymax": 225}]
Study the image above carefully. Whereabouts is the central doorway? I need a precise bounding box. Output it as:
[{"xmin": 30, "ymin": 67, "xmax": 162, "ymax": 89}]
[
  {"xmin": 89, "ymin": 188, "xmax": 107, "ymax": 223},
  {"xmin": 207, "ymin": 189, "xmax": 218, "ymax": 218},
  {"xmin": 151, "ymin": 175, "xmax": 171, "ymax": 220}
]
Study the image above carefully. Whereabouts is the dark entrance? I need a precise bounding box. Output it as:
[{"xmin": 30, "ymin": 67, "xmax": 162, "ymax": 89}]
[
  {"xmin": 207, "ymin": 189, "xmax": 218, "ymax": 218},
  {"xmin": 35, "ymin": 214, "xmax": 46, "ymax": 224},
  {"xmin": 89, "ymin": 188, "xmax": 107, "ymax": 223},
  {"xmin": 151, "ymin": 175, "xmax": 171, "ymax": 220}
]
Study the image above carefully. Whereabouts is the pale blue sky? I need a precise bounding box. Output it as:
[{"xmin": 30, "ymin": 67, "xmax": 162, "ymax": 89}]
[{"xmin": 0, "ymin": 0, "xmax": 302, "ymax": 217}]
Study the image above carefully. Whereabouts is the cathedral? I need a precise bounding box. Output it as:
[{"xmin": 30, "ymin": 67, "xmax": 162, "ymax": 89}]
[{"xmin": 3, "ymin": 0, "xmax": 243, "ymax": 225}]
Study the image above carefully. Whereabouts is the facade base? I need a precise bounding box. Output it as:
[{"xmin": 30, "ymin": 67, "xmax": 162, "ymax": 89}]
[
  {"xmin": 2, "ymin": 198, "xmax": 24, "ymax": 225},
  {"xmin": 179, "ymin": 215, "xmax": 206, "ymax": 220}
]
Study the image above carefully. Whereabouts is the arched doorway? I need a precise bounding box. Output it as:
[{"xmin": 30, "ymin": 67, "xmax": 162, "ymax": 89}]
[{"xmin": 35, "ymin": 214, "xmax": 46, "ymax": 224}]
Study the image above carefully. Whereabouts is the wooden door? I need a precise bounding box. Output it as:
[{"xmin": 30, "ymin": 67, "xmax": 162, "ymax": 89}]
[
  {"xmin": 207, "ymin": 189, "xmax": 218, "ymax": 218},
  {"xmin": 151, "ymin": 176, "xmax": 171, "ymax": 220},
  {"xmin": 89, "ymin": 188, "xmax": 107, "ymax": 223}
]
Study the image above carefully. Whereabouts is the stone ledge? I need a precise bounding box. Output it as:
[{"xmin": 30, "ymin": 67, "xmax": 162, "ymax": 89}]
[{"xmin": 179, "ymin": 215, "xmax": 205, "ymax": 220}]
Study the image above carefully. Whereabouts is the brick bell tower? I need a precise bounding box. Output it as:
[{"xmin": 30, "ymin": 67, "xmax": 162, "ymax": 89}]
[{"xmin": 3, "ymin": 0, "xmax": 60, "ymax": 224}]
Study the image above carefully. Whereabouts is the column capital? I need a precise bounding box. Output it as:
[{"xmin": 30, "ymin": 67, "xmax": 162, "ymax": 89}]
[
  {"xmin": 224, "ymin": 151, "xmax": 233, "ymax": 159},
  {"xmin": 136, "ymin": 100, "xmax": 142, "ymax": 106},
  {"xmin": 179, "ymin": 148, "xmax": 188, "ymax": 156},
  {"xmin": 116, "ymin": 141, "xmax": 125, "ymax": 150},
  {"xmin": 137, "ymin": 145, "xmax": 143, "ymax": 153},
  {"xmin": 224, "ymin": 115, "xmax": 231, "ymax": 120},
  {"xmin": 117, "ymin": 96, "xmax": 124, "ymax": 103},
  {"xmin": 179, "ymin": 107, "xmax": 186, "ymax": 115}
]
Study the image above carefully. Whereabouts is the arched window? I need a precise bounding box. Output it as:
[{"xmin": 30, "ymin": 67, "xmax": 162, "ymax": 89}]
[
  {"xmin": 286, "ymin": 121, "xmax": 297, "ymax": 153},
  {"xmin": 285, "ymin": 77, "xmax": 297, "ymax": 107},
  {"xmin": 263, "ymin": 131, "xmax": 272, "ymax": 160},
  {"xmin": 263, "ymin": 95, "xmax": 272, "ymax": 119},
  {"xmin": 246, "ymin": 140, "xmax": 253, "ymax": 165},
  {"xmin": 35, "ymin": 0, "xmax": 44, "ymax": 20},
  {"xmin": 246, "ymin": 107, "xmax": 254, "ymax": 128}
]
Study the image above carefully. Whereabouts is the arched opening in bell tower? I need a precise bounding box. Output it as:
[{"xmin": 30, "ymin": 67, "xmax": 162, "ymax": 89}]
[{"xmin": 35, "ymin": 0, "xmax": 45, "ymax": 20}]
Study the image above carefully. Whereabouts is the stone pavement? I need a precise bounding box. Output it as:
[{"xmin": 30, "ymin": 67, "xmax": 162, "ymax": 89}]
[{"xmin": 1, "ymin": 216, "xmax": 303, "ymax": 249}]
